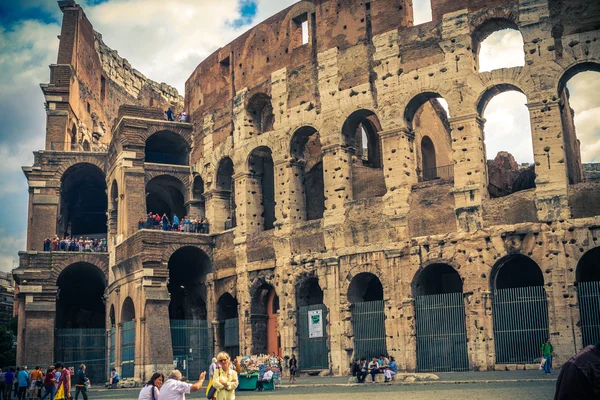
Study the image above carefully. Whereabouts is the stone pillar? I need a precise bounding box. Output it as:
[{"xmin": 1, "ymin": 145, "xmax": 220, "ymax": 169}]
[
  {"xmin": 236, "ymin": 171, "xmax": 262, "ymax": 235},
  {"xmin": 143, "ymin": 287, "xmax": 174, "ymax": 378},
  {"xmin": 16, "ymin": 295, "xmax": 56, "ymax": 367},
  {"xmin": 274, "ymin": 159, "xmax": 306, "ymax": 228},
  {"xmin": 449, "ymin": 114, "xmax": 487, "ymax": 232},
  {"xmin": 463, "ymin": 290, "xmax": 494, "ymax": 370},
  {"xmin": 204, "ymin": 190, "xmax": 231, "ymax": 234},
  {"xmin": 322, "ymin": 144, "xmax": 353, "ymax": 225},
  {"xmin": 527, "ymin": 101, "xmax": 570, "ymax": 222},
  {"xmin": 278, "ymin": 277, "xmax": 297, "ymax": 362},
  {"xmin": 186, "ymin": 199, "xmax": 205, "ymax": 219},
  {"xmin": 236, "ymin": 271, "xmax": 251, "ymax": 356},
  {"xmin": 27, "ymin": 189, "xmax": 59, "ymax": 251},
  {"xmin": 401, "ymin": 297, "xmax": 417, "ymax": 371},
  {"xmin": 323, "ymin": 258, "xmax": 346, "ymax": 375},
  {"xmin": 123, "ymin": 168, "xmax": 146, "ymax": 239}
]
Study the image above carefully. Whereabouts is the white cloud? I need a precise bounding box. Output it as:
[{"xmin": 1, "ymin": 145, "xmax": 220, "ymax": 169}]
[
  {"xmin": 0, "ymin": 229, "xmax": 25, "ymax": 272},
  {"xmin": 479, "ymin": 29, "xmax": 525, "ymax": 72}
]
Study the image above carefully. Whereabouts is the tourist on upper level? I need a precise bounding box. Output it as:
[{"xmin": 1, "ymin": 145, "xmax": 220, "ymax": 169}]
[
  {"xmin": 178, "ymin": 112, "xmax": 187, "ymax": 122},
  {"xmin": 154, "ymin": 213, "xmax": 161, "ymax": 229},
  {"xmin": 162, "ymin": 213, "xmax": 170, "ymax": 231},
  {"xmin": 138, "ymin": 218, "xmax": 145, "ymax": 230},
  {"xmin": 172, "ymin": 215, "xmax": 179, "ymax": 231},
  {"xmin": 166, "ymin": 108, "xmax": 175, "ymax": 122}
]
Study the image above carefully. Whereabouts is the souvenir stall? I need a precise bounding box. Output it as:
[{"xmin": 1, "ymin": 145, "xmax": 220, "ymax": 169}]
[{"xmin": 237, "ymin": 354, "xmax": 282, "ymax": 390}]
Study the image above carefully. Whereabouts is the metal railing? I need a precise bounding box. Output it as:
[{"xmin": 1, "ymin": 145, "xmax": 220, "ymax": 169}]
[
  {"xmin": 419, "ymin": 164, "xmax": 454, "ymax": 182},
  {"xmin": 145, "ymin": 152, "xmax": 188, "ymax": 166}
]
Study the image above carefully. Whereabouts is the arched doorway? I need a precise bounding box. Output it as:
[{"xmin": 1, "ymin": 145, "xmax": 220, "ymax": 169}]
[
  {"xmin": 121, "ymin": 297, "xmax": 136, "ymax": 378},
  {"xmin": 59, "ymin": 163, "xmax": 107, "ymax": 239},
  {"xmin": 217, "ymin": 293, "xmax": 239, "ymax": 357},
  {"xmin": 348, "ymin": 273, "xmax": 386, "ymax": 360},
  {"xmin": 412, "ymin": 263, "xmax": 469, "ymax": 372},
  {"xmin": 55, "ymin": 262, "xmax": 107, "ymax": 382},
  {"xmin": 145, "ymin": 175, "xmax": 186, "ymax": 220},
  {"xmin": 251, "ymin": 283, "xmax": 280, "ymax": 356},
  {"xmin": 491, "ymin": 255, "xmax": 549, "ymax": 364},
  {"xmin": 576, "ymin": 247, "xmax": 600, "ymax": 347},
  {"xmin": 145, "ymin": 130, "xmax": 189, "ymax": 165},
  {"xmin": 168, "ymin": 246, "xmax": 213, "ymax": 378},
  {"xmin": 421, "ymin": 136, "xmax": 437, "ymax": 181},
  {"xmin": 191, "ymin": 175, "xmax": 206, "ymax": 220},
  {"xmin": 290, "ymin": 126, "xmax": 325, "ymax": 221},
  {"xmin": 248, "ymin": 147, "xmax": 276, "ymax": 231},
  {"xmin": 296, "ymin": 277, "xmax": 328, "ymax": 369}
]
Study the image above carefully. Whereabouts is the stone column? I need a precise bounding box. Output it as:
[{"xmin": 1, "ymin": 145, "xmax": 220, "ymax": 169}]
[
  {"xmin": 463, "ymin": 290, "xmax": 494, "ymax": 370},
  {"xmin": 232, "ymin": 172, "xmax": 262, "ymax": 236},
  {"xmin": 123, "ymin": 168, "xmax": 146, "ymax": 239},
  {"xmin": 26, "ymin": 189, "xmax": 59, "ymax": 251},
  {"xmin": 16, "ymin": 295, "xmax": 56, "ymax": 367},
  {"xmin": 323, "ymin": 258, "xmax": 346, "ymax": 375},
  {"xmin": 322, "ymin": 144, "xmax": 353, "ymax": 226},
  {"xmin": 278, "ymin": 277, "xmax": 297, "ymax": 362},
  {"xmin": 274, "ymin": 159, "xmax": 306, "ymax": 228},
  {"xmin": 204, "ymin": 190, "xmax": 229, "ymax": 234},
  {"xmin": 527, "ymin": 101, "xmax": 570, "ymax": 222},
  {"xmin": 449, "ymin": 114, "xmax": 487, "ymax": 232},
  {"xmin": 401, "ymin": 297, "xmax": 417, "ymax": 371},
  {"xmin": 186, "ymin": 199, "xmax": 206, "ymax": 219}
]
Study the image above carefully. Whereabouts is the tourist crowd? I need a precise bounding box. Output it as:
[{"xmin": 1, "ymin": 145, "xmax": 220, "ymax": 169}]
[
  {"xmin": 163, "ymin": 107, "xmax": 188, "ymax": 123},
  {"xmin": 43, "ymin": 236, "xmax": 108, "ymax": 252},
  {"xmin": 351, "ymin": 354, "xmax": 398, "ymax": 383},
  {"xmin": 139, "ymin": 213, "xmax": 210, "ymax": 234},
  {"xmin": 0, "ymin": 363, "xmax": 89, "ymax": 400}
]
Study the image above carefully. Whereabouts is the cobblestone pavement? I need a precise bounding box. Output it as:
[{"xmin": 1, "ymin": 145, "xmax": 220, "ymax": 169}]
[{"xmin": 84, "ymin": 381, "xmax": 555, "ymax": 399}]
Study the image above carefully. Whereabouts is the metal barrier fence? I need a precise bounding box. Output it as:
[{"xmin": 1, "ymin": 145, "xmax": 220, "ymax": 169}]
[
  {"xmin": 578, "ymin": 281, "xmax": 600, "ymax": 347},
  {"xmin": 298, "ymin": 304, "xmax": 329, "ymax": 370},
  {"xmin": 415, "ymin": 292, "xmax": 469, "ymax": 372},
  {"xmin": 224, "ymin": 318, "xmax": 240, "ymax": 357},
  {"xmin": 55, "ymin": 328, "xmax": 107, "ymax": 382},
  {"xmin": 351, "ymin": 300, "xmax": 387, "ymax": 360},
  {"xmin": 121, "ymin": 321, "xmax": 136, "ymax": 378},
  {"xmin": 145, "ymin": 152, "xmax": 188, "ymax": 166},
  {"xmin": 419, "ymin": 164, "xmax": 454, "ymax": 182},
  {"xmin": 492, "ymin": 286, "xmax": 549, "ymax": 364},
  {"xmin": 170, "ymin": 320, "xmax": 213, "ymax": 380}
]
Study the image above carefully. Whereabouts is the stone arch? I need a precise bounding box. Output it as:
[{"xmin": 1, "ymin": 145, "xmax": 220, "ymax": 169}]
[
  {"xmin": 246, "ymin": 92, "xmax": 274, "ymax": 135},
  {"xmin": 295, "ymin": 274, "xmax": 324, "ymax": 307},
  {"xmin": 490, "ymin": 254, "xmax": 545, "ymax": 291},
  {"xmin": 471, "ymin": 16, "xmax": 521, "ymax": 67},
  {"xmin": 121, "ymin": 296, "xmax": 136, "ymax": 322},
  {"xmin": 342, "ymin": 108, "xmax": 383, "ymax": 167},
  {"xmin": 576, "ymin": 247, "xmax": 600, "ymax": 283},
  {"xmin": 250, "ymin": 279, "xmax": 280, "ymax": 355},
  {"xmin": 190, "ymin": 174, "xmax": 206, "ymax": 219},
  {"xmin": 141, "ymin": 123, "xmax": 193, "ymax": 146},
  {"xmin": 575, "ymin": 247, "xmax": 600, "ymax": 347},
  {"xmin": 145, "ymin": 129, "xmax": 190, "ymax": 165},
  {"xmin": 55, "ymin": 156, "xmax": 106, "ymax": 180},
  {"xmin": 50, "ymin": 254, "xmax": 109, "ymax": 283},
  {"xmin": 55, "ymin": 261, "xmax": 107, "ymax": 329},
  {"xmin": 145, "ymin": 175, "xmax": 186, "ymax": 220},
  {"xmin": 411, "ymin": 262, "xmax": 463, "ymax": 297},
  {"xmin": 421, "ymin": 136, "xmax": 437, "ymax": 179},
  {"xmin": 120, "ymin": 296, "xmax": 136, "ymax": 378},
  {"xmin": 347, "ymin": 272, "xmax": 384, "ymax": 304},
  {"xmin": 247, "ymin": 146, "xmax": 276, "ymax": 230},
  {"xmin": 217, "ymin": 292, "xmax": 240, "ymax": 356}
]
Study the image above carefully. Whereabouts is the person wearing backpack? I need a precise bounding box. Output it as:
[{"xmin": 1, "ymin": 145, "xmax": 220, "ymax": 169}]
[{"xmin": 74, "ymin": 365, "xmax": 88, "ymax": 400}]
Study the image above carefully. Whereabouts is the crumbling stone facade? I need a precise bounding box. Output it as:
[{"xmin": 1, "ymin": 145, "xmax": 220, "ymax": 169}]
[{"xmin": 13, "ymin": 0, "xmax": 600, "ymax": 381}]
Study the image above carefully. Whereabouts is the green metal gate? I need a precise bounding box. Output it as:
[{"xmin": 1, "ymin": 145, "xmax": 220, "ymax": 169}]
[
  {"xmin": 492, "ymin": 286, "xmax": 549, "ymax": 364},
  {"xmin": 578, "ymin": 281, "xmax": 600, "ymax": 347},
  {"xmin": 415, "ymin": 292, "xmax": 469, "ymax": 372},
  {"xmin": 224, "ymin": 318, "xmax": 240, "ymax": 357},
  {"xmin": 55, "ymin": 328, "xmax": 107, "ymax": 382},
  {"xmin": 109, "ymin": 327, "xmax": 115, "ymax": 370},
  {"xmin": 170, "ymin": 320, "xmax": 213, "ymax": 380},
  {"xmin": 352, "ymin": 300, "xmax": 386, "ymax": 360},
  {"xmin": 298, "ymin": 304, "xmax": 328, "ymax": 369},
  {"xmin": 121, "ymin": 321, "xmax": 135, "ymax": 378}
]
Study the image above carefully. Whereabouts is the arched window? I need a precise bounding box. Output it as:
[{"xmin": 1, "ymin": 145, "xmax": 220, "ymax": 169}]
[
  {"xmin": 217, "ymin": 293, "xmax": 239, "ymax": 356},
  {"xmin": 82, "ymin": 140, "xmax": 91, "ymax": 152},
  {"xmin": 59, "ymin": 163, "xmax": 107, "ymax": 238},
  {"xmin": 216, "ymin": 157, "xmax": 236, "ymax": 230},
  {"xmin": 145, "ymin": 130, "xmax": 189, "ymax": 165},
  {"xmin": 421, "ymin": 136, "xmax": 437, "ymax": 181},
  {"xmin": 191, "ymin": 175, "xmax": 206, "ymax": 219},
  {"xmin": 248, "ymin": 147, "xmax": 276, "ymax": 231},
  {"xmin": 473, "ymin": 19, "xmax": 524, "ymax": 72},
  {"xmin": 478, "ymin": 85, "xmax": 535, "ymax": 198},
  {"xmin": 290, "ymin": 126, "xmax": 324, "ymax": 221},
  {"xmin": 251, "ymin": 283, "xmax": 279, "ymax": 356},
  {"xmin": 145, "ymin": 175, "xmax": 186, "ymax": 220},
  {"xmin": 247, "ymin": 93, "xmax": 274, "ymax": 135}
]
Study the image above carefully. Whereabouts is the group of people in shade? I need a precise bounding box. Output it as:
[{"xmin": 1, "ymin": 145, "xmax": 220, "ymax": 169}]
[
  {"xmin": 42, "ymin": 236, "xmax": 107, "ymax": 252},
  {"xmin": 351, "ymin": 355, "xmax": 398, "ymax": 383},
  {"xmin": 138, "ymin": 213, "xmax": 210, "ymax": 234},
  {"xmin": 0, "ymin": 364, "xmax": 89, "ymax": 400},
  {"xmin": 163, "ymin": 108, "xmax": 188, "ymax": 123}
]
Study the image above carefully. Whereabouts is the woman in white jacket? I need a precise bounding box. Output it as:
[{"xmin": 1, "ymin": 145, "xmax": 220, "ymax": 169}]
[{"xmin": 138, "ymin": 373, "xmax": 164, "ymax": 400}]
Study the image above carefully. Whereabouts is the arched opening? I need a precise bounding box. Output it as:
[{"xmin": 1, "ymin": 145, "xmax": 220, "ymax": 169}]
[
  {"xmin": 55, "ymin": 262, "xmax": 107, "ymax": 382},
  {"xmin": 251, "ymin": 283, "xmax": 280, "ymax": 356},
  {"xmin": 109, "ymin": 180, "xmax": 118, "ymax": 235},
  {"xmin": 217, "ymin": 293, "xmax": 239, "ymax": 357},
  {"xmin": 347, "ymin": 273, "xmax": 386, "ymax": 360},
  {"xmin": 70, "ymin": 124, "xmax": 77, "ymax": 149},
  {"xmin": 248, "ymin": 147, "xmax": 276, "ymax": 231},
  {"xmin": 82, "ymin": 140, "xmax": 91, "ymax": 152},
  {"xmin": 478, "ymin": 85, "xmax": 535, "ymax": 198},
  {"xmin": 491, "ymin": 255, "xmax": 548, "ymax": 364},
  {"xmin": 576, "ymin": 247, "xmax": 600, "ymax": 347},
  {"xmin": 109, "ymin": 305, "xmax": 116, "ymax": 371},
  {"xmin": 472, "ymin": 19, "xmax": 524, "ymax": 72},
  {"xmin": 120, "ymin": 297, "xmax": 136, "ymax": 378},
  {"xmin": 405, "ymin": 92, "xmax": 453, "ymax": 182},
  {"xmin": 145, "ymin": 175, "xmax": 186, "ymax": 222},
  {"xmin": 190, "ymin": 175, "xmax": 206, "ymax": 220},
  {"xmin": 342, "ymin": 110, "xmax": 386, "ymax": 199},
  {"xmin": 59, "ymin": 163, "xmax": 107, "ymax": 239},
  {"xmin": 296, "ymin": 276, "xmax": 328, "ymax": 369},
  {"xmin": 247, "ymin": 93, "xmax": 274, "ymax": 135},
  {"xmin": 557, "ymin": 63, "xmax": 600, "ymax": 185},
  {"xmin": 216, "ymin": 157, "xmax": 236, "ymax": 230},
  {"xmin": 412, "ymin": 263, "xmax": 468, "ymax": 372},
  {"xmin": 168, "ymin": 246, "xmax": 213, "ymax": 378},
  {"xmin": 145, "ymin": 130, "xmax": 189, "ymax": 165},
  {"xmin": 290, "ymin": 126, "xmax": 325, "ymax": 221}
]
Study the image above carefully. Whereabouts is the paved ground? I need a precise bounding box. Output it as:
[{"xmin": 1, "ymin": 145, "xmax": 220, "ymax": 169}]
[{"xmin": 82, "ymin": 381, "xmax": 556, "ymax": 399}]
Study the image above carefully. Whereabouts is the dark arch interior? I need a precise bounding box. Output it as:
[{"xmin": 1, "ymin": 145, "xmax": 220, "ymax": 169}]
[
  {"xmin": 247, "ymin": 93, "xmax": 274, "ymax": 134},
  {"xmin": 168, "ymin": 246, "xmax": 212, "ymax": 320},
  {"xmin": 348, "ymin": 273, "xmax": 383, "ymax": 303},
  {"xmin": 249, "ymin": 147, "xmax": 276, "ymax": 230},
  {"xmin": 412, "ymin": 263, "xmax": 463, "ymax": 297},
  {"xmin": 217, "ymin": 157, "xmax": 236, "ymax": 227},
  {"xmin": 250, "ymin": 283, "xmax": 278, "ymax": 355},
  {"xmin": 251, "ymin": 283, "xmax": 278, "ymax": 315},
  {"xmin": 577, "ymin": 247, "xmax": 600, "ymax": 283},
  {"xmin": 217, "ymin": 293, "xmax": 238, "ymax": 320},
  {"xmin": 296, "ymin": 276, "xmax": 324, "ymax": 307},
  {"xmin": 56, "ymin": 262, "xmax": 107, "ymax": 329},
  {"xmin": 291, "ymin": 127, "xmax": 325, "ymax": 221},
  {"xmin": 60, "ymin": 163, "xmax": 107, "ymax": 238},
  {"xmin": 109, "ymin": 305, "xmax": 115, "ymax": 327},
  {"xmin": 421, "ymin": 136, "xmax": 437, "ymax": 180},
  {"xmin": 193, "ymin": 176, "xmax": 204, "ymax": 200},
  {"xmin": 145, "ymin": 130, "xmax": 189, "ymax": 165},
  {"xmin": 342, "ymin": 110, "xmax": 382, "ymax": 168},
  {"xmin": 121, "ymin": 297, "xmax": 135, "ymax": 322},
  {"xmin": 492, "ymin": 255, "xmax": 544, "ymax": 290},
  {"xmin": 146, "ymin": 175, "xmax": 186, "ymax": 219}
]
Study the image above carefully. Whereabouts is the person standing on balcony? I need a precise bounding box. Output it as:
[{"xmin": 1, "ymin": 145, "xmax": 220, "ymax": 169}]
[
  {"xmin": 166, "ymin": 108, "xmax": 175, "ymax": 122},
  {"xmin": 172, "ymin": 215, "xmax": 179, "ymax": 232},
  {"xmin": 162, "ymin": 213, "xmax": 170, "ymax": 231}
]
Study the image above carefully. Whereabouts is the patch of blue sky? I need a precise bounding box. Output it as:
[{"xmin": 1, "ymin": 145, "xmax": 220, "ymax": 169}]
[
  {"xmin": 228, "ymin": 0, "xmax": 258, "ymax": 28},
  {"xmin": 0, "ymin": 2, "xmax": 61, "ymax": 26}
]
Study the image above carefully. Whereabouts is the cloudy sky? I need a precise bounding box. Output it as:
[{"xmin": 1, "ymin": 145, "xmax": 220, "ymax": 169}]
[{"xmin": 0, "ymin": 0, "xmax": 598, "ymax": 272}]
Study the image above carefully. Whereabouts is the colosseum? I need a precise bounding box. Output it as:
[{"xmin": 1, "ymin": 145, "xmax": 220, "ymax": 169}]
[{"xmin": 12, "ymin": 0, "xmax": 600, "ymax": 382}]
